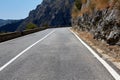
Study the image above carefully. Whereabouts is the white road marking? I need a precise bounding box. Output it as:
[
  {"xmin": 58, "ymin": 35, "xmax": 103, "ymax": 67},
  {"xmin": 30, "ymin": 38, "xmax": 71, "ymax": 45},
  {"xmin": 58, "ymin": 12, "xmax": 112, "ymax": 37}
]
[
  {"xmin": 0, "ymin": 30, "xmax": 55, "ymax": 71},
  {"xmin": 70, "ymin": 29, "xmax": 120, "ymax": 80}
]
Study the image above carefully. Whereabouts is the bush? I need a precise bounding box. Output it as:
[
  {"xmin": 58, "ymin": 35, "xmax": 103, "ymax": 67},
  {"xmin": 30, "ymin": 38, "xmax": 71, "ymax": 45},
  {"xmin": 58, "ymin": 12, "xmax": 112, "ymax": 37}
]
[
  {"xmin": 42, "ymin": 23, "xmax": 49, "ymax": 28},
  {"xmin": 72, "ymin": 5, "xmax": 79, "ymax": 18},
  {"xmin": 114, "ymin": 0, "xmax": 120, "ymax": 10},
  {"xmin": 26, "ymin": 22, "xmax": 38, "ymax": 30},
  {"xmin": 75, "ymin": 0, "xmax": 82, "ymax": 10}
]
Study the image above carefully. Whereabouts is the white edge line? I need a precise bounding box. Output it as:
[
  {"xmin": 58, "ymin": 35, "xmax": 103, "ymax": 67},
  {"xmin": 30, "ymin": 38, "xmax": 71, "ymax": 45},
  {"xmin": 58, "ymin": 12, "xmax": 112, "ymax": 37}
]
[
  {"xmin": 69, "ymin": 29, "xmax": 120, "ymax": 80},
  {"xmin": 0, "ymin": 30, "xmax": 55, "ymax": 71}
]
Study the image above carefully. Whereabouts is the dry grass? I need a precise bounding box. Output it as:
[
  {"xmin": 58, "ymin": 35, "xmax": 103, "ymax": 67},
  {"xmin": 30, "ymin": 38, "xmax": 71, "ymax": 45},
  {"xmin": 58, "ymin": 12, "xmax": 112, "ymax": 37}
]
[
  {"xmin": 72, "ymin": 28, "xmax": 120, "ymax": 61},
  {"xmin": 80, "ymin": 0, "xmax": 109, "ymax": 13},
  {"xmin": 93, "ymin": 0, "xmax": 109, "ymax": 10},
  {"xmin": 81, "ymin": 0, "xmax": 87, "ymax": 4},
  {"xmin": 72, "ymin": 5, "xmax": 80, "ymax": 19},
  {"xmin": 72, "ymin": 0, "xmax": 120, "ymax": 18}
]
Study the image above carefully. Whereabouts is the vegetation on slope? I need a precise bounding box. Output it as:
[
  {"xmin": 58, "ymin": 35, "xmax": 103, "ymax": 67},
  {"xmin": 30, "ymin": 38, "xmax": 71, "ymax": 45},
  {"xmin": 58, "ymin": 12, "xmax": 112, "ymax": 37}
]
[
  {"xmin": 75, "ymin": 0, "xmax": 82, "ymax": 10},
  {"xmin": 26, "ymin": 22, "xmax": 38, "ymax": 30},
  {"xmin": 72, "ymin": 0, "xmax": 120, "ymax": 18}
]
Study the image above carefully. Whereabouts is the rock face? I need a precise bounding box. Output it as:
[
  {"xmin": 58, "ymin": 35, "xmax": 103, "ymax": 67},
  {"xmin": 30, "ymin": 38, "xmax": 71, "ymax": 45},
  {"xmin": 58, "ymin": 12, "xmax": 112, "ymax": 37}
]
[
  {"xmin": 72, "ymin": 0, "xmax": 120, "ymax": 45},
  {"xmin": 18, "ymin": 0, "xmax": 74, "ymax": 30}
]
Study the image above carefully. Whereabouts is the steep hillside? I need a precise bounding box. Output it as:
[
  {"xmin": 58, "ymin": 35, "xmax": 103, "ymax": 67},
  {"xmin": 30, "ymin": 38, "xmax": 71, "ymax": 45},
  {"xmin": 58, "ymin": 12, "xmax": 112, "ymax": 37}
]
[
  {"xmin": 0, "ymin": 19, "xmax": 18, "ymax": 27},
  {"xmin": 18, "ymin": 0, "xmax": 74, "ymax": 30},
  {"xmin": 0, "ymin": 20, "xmax": 23, "ymax": 32},
  {"xmin": 72, "ymin": 0, "xmax": 120, "ymax": 45}
]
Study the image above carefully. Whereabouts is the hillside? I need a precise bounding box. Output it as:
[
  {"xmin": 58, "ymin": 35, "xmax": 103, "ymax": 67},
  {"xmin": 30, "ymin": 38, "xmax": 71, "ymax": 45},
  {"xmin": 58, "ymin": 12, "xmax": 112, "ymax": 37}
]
[
  {"xmin": 18, "ymin": 0, "xmax": 74, "ymax": 30},
  {"xmin": 0, "ymin": 20, "xmax": 23, "ymax": 32},
  {"xmin": 72, "ymin": 0, "xmax": 120, "ymax": 45},
  {"xmin": 0, "ymin": 19, "xmax": 18, "ymax": 27}
]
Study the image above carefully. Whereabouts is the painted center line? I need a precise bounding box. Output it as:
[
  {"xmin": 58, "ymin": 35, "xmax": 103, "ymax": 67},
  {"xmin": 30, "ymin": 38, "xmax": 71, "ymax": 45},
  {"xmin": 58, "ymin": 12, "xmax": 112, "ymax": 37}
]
[
  {"xmin": 70, "ymin": 29, "xmax": 120, "ymax": 80},
  {"xmin": 0, "ymin": 30, "xmax": 55, "ymax": 72}
]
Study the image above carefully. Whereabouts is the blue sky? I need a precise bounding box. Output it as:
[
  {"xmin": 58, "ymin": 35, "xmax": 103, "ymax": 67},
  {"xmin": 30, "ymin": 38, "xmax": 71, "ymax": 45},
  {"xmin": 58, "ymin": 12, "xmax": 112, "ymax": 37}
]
[{"xmin": 0, "ymin": 0, "xmax": 42, "ymax": 20}]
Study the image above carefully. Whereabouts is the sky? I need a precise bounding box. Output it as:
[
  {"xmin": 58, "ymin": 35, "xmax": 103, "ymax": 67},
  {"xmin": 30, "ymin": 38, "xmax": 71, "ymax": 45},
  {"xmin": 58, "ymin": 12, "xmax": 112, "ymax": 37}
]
[{"xmin": 0, "ymin": 0, "xmax": 43, "ymax": 20}]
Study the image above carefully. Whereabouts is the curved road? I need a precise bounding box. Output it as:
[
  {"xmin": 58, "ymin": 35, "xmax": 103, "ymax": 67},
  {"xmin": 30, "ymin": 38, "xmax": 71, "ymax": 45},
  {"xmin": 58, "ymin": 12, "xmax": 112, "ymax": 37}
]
[{"xmin": 0, "ymin": 28, "xmax": 115, "ymax": 80}]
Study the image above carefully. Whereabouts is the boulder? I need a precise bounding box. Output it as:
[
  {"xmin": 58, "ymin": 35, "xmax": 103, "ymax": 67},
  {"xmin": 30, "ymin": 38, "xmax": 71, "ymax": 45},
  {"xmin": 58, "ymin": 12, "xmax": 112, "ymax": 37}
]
[{"xmin": 107, "ymin": 31, "xmax": 120, "ymax": 45}]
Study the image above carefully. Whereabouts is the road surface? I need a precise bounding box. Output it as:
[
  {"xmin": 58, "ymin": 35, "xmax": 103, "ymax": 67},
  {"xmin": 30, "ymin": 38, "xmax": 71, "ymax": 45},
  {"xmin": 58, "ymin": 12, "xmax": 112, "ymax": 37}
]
[{"xmin": 0, "ymin": 28, "xmax": 115, "ymax": 80}]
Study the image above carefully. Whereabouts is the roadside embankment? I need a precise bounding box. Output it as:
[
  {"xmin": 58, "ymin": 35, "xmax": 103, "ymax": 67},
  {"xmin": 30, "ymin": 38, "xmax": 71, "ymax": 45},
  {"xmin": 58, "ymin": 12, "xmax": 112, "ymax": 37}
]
[
  {"xmin": 71, "ymin": 28, "xmax": 120, "ymax": 70},
  {"xmin": 0, "ymin": 27, "xmax": 46, "ymax": 42},
  {"xmin": 72, "ymin": 0, "xmax": 120, "ymax": 46}
]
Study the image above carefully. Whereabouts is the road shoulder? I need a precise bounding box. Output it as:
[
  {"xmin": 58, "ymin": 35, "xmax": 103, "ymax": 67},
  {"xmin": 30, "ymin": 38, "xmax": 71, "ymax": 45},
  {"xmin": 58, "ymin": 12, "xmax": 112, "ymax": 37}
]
[{"xmin": 69, "ymin": 28, "xmax": 120, "ymax": 80}]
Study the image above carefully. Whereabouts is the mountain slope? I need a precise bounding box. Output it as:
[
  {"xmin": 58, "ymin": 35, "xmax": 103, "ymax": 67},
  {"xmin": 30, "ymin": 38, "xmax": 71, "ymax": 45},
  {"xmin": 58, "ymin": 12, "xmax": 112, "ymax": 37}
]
[
  {"xmin": 18, "ymin": 0, "xmax": 74, "ymax": 30},
  {"xmin": 72, "ymin": 0, "xmax": 120, "ymax": 45},
  {"xmin": 0, "ymin": 20, "xmax": 23, "ymax": 32},
  {"xmin": 0, "ymin": 19, "xmax": 18, "ymax": 27}
]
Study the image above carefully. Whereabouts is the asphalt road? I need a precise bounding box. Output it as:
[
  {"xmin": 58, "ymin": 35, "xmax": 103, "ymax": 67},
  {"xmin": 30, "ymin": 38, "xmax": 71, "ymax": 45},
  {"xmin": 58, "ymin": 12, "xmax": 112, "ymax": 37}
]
[{"xmin": 0, "ymin": 28, "xmax": 115, "ymax": 80}]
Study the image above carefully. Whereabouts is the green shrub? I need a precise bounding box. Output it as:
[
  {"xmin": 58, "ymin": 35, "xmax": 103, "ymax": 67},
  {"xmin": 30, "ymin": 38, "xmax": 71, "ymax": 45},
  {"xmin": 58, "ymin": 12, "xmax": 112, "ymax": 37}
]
[
  {"xmin": 26, "ymin": 22, "xmax": 38, "ymax": 30},
  {"xmin": 43, "ymin": 23, "xmax": 49, "ymax": 28},
  {"xmin": 75, "ymin": 0, "xmax": 82, "ymax": 10}
]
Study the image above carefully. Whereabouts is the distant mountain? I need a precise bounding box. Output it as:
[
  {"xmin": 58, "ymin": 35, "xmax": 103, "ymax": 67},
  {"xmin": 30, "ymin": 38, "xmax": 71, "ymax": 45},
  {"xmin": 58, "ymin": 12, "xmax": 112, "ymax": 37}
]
[
  {"xmin": 0, "ymin": 19, "xmax": 18, "ymax": 27},
  {"xmin": 18, "ymin": 0, "xmax": 74, "ymax": 30},
  {"xmin": 0, "ymin": 20, "xmax": 23, "ymax": 32}
]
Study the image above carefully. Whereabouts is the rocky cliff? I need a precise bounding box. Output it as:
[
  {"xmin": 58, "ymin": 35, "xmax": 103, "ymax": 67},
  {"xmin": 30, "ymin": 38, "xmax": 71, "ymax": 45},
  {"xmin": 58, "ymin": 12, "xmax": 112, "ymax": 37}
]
[
  {"xmin": 18, "ymin": 0, "xmax": 74, "ymax": 30},
  {"xmin": 72, "ymin": 0, "xmax": 120, "ymax": 45}
]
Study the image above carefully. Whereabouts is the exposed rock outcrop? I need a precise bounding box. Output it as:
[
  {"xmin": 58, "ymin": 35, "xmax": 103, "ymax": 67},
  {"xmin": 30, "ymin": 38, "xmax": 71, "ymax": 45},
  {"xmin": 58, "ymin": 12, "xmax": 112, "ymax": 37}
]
[
  {"xmin": 72, "ymin": 0, "xmax": 120, "ymax": 45},
  {"xmin": 18, "ymin": 0, "xmax": 74, "ymax": 30}
]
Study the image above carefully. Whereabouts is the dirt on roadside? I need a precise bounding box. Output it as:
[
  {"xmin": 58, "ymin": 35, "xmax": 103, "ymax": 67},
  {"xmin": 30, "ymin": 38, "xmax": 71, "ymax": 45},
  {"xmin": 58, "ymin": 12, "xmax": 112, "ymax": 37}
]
[{"xmin": 71, "ymin": 28, "xmax": 120, "ymax": 69}]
